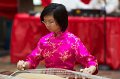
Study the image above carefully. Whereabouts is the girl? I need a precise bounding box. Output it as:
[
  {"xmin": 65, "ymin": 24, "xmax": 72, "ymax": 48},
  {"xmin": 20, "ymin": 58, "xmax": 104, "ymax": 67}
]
[{"xmin": 17, "ymin": 3, "xmax": 98, "ymax": 75}]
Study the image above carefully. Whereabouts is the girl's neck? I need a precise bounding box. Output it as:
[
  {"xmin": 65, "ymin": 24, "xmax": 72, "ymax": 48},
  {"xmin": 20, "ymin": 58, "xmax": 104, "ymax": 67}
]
[{"xmin": 54, "ymin": 31, "xmax": 62, "ymax": 37}]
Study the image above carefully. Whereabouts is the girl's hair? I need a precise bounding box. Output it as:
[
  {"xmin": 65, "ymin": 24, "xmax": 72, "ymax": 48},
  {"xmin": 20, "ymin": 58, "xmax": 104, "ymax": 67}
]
[{"xmin": 40, "ymin": 3, "xmax": 68, "ymax": 32}]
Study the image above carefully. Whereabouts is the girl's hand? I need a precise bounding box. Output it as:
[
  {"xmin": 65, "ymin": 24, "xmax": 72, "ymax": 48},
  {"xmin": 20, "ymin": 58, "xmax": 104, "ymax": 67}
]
[
  {"xmin": 80, "ymin": 66, "xmax": 96, "ymax": 74},
  {"xmin": 17, "ymin": 60, "xmax": 29, "ymax": 70},
  {"xmin": 80, "ymin": 66, "xmax": 96, "ymax": 79}
]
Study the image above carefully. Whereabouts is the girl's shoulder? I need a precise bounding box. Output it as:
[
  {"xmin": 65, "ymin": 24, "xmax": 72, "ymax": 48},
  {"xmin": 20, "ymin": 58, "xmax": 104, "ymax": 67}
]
[
  {"xmin": 38, "ymin": 33, "xmax": 53, "ymax": 43},
  {"xmin": 67, "ymin": 32, "xmax": 79, "ymax": 39},
  {"xmin": 66, "ymin": 32, "xmax": 81, "ymax": 42}
]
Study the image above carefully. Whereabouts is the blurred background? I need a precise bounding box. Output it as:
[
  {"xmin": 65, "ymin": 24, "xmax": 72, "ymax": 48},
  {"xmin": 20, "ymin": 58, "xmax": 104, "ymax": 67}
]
[{"xmin": 0, "ymin": 0, "xmax": 120, "ymax": 78}]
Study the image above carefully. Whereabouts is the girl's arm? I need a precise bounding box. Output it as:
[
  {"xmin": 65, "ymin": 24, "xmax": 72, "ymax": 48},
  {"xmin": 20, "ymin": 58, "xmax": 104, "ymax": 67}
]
[
  {"xmin": 74, "ymin": 38, "xmax": 98, "ymax": 74},
  {"xmin": 17, "ymin": 40, "xmax": 44, "ymax": 70}
]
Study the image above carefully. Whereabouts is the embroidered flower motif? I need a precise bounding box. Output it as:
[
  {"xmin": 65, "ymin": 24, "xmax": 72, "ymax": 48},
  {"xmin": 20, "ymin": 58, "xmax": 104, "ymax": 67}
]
[{"xmin": 59, "ymin": 50, "xmax": 71, "ymax": 62}]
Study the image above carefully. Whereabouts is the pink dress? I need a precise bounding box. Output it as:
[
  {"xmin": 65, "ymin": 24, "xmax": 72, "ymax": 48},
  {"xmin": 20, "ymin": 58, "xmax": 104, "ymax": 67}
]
[{"xmin": 25, "ymin": 31, "xmax": 98, "ymax": 73}]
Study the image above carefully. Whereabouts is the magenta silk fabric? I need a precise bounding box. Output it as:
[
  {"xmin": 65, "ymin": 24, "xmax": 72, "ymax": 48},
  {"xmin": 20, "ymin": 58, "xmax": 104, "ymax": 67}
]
[{"xmin": 26, "ymin": 31, "xmax": 97, "ymax": 70}]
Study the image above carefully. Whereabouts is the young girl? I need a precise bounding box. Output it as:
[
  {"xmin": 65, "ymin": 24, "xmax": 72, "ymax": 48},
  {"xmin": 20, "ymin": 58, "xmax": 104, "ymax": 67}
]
[{"xmin": 17, "ymin": 3, "xmax": 98, "ymax": 75}]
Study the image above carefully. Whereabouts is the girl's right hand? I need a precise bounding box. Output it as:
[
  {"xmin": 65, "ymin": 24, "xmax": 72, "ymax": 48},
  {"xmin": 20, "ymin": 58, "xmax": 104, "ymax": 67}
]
[{"xmin": 17, "ymin": 60, "xmax": 29, "ymax": 70}]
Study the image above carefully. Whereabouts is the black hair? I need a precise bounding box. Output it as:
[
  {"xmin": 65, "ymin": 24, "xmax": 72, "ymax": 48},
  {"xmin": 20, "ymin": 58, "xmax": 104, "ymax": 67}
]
[{"xmin": 40, "ymin": 3, "xmax": 68, "ymax": 32}]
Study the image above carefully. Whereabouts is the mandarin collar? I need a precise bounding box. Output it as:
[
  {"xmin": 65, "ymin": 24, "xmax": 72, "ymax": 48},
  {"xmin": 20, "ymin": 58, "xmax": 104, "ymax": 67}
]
[{"xmin": 52, "ymin": 30, "xmax": 68, "ymax": 38}]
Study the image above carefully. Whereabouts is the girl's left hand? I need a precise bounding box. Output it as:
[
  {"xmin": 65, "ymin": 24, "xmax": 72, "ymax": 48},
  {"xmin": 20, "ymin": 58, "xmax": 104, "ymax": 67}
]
[
  {"xmin": 80, "ymin": 66, "xmax": 96, "ymax": 74},
  {"xmin": 80, "ymin": 66, "xmax": 96, "ymax": 79}
]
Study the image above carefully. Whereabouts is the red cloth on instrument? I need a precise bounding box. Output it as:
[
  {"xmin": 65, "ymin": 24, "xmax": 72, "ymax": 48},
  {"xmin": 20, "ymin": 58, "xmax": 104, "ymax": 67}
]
[{"xmin": 0, "ymin": 0, "xmax": 17, "ymax": 19}]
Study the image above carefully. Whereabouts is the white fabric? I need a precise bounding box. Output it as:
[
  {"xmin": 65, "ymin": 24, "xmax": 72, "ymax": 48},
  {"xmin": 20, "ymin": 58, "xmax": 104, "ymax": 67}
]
[
  {"xmin": 105, "ymin": 0, "xmax": 119, "ymax": 14},
  {"xmin": 89, "ymin": 0, "xmax": 119, "ymax": 14},
  {"xmin": 51, "ymin": 0, "xmax": 92, "ymax": 11},
  {"xmin": 51, "ymin": 0, "xmax": 119, "ymax": 14}
]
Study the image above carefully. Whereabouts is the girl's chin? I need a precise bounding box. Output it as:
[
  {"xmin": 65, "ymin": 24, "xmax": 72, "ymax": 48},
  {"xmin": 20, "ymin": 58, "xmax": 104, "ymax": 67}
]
[
  {"xmin": 47, "ymin": 29, "xmax": 57, "ymax": 32},
  {"xmin": 48, "ymin": 29, "xmax": 54, "ymax": 32}
]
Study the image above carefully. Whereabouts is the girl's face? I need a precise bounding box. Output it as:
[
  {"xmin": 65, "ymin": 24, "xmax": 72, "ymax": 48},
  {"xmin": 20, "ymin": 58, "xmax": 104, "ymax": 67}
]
[{"xmin": 43, "ymin": 15, "xmax": 61, "ymax": 33}]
